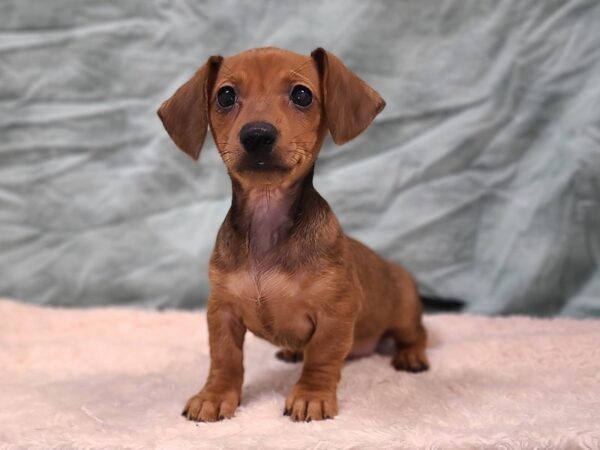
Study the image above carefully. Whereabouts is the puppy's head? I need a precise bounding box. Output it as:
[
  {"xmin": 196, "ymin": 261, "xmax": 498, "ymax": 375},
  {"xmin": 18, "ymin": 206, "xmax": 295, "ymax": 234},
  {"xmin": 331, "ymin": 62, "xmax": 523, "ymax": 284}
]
[{"xmin": 158, "ymin": 47, "xmax": 385, "ymax": 187}]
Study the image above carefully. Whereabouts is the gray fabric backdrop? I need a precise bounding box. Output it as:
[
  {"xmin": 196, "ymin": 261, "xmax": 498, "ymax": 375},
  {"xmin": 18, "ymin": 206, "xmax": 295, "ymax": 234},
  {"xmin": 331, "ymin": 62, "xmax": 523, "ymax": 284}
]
[{"xmin": 1, "ymin": 0, "xmax": 599, "ymax": 316}]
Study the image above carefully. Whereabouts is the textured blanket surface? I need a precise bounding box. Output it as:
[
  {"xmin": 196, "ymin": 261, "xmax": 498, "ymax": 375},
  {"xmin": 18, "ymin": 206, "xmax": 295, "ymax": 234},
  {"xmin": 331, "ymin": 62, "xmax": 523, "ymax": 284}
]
[{"xmin": 1, "ymin": 299, "xmax": 599, "ymax": 449}]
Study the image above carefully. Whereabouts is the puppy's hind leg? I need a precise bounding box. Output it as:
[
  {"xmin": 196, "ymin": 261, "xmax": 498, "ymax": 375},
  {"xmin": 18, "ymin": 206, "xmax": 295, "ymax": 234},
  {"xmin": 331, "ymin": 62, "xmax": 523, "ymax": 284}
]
[
  {"xmin": 390, "ymin": 323, "xmax": 429, "ymax": 372},
  {"xmin": 387, "ymin": 264, "xmax": 430, "ymax": 373}
]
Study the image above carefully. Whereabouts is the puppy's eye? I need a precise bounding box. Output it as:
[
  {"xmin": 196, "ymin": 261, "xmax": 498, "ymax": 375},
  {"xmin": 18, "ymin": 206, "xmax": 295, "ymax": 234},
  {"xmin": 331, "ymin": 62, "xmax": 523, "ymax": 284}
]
[
  {"xmin": 290, "ymin": 85, "xmax": 312, "ymax": 108},
  {"xmin": 217, "ymin": 86, "xmax": 236, "ymax": 108}
]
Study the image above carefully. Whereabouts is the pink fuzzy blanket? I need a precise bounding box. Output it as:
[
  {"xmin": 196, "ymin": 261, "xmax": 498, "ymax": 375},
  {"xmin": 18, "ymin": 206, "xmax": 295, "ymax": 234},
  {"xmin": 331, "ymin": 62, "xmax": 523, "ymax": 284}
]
[{"xmin": 1, "ymin": 299, "xmax": 599, "ymax": 449}]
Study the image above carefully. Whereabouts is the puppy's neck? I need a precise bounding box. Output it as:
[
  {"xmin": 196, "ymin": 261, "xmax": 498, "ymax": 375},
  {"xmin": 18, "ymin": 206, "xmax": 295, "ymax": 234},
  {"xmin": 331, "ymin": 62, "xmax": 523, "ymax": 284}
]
[
  {"xmin": 243, "ymin": 187, "xmax": 296, "ymax": 256},
  {"xmin": 231, "ymin": 170, "xmax": 315, "ymax": 259}
]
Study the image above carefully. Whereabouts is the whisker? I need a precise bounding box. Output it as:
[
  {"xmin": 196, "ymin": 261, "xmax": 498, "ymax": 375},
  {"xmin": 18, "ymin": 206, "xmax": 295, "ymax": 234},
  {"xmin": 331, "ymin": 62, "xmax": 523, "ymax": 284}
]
[
  {"xmin": 288, "ymin": 147, "xmax": 311, "ymax": 154},
  {"xmin": 288, "ymin": 151, "xmax": 312, "ymax": 159},
  {"xmin": 289, "ymin": 130, "xmax": 313, "ymax": 141},
  {"xmin": 290, "ymin": 146, "xmax": 312, "ymax": 155},
  {"xmin": 220, "ymin": 62, "xmax": 234, "ymax": 76},
  {"xmin": 289, "ymin": 59, "xmax": 313, "ymax": 78}
]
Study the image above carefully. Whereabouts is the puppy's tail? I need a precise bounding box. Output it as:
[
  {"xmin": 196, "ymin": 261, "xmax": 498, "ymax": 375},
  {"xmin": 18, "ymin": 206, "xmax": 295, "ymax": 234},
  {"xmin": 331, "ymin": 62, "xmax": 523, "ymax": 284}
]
[{"xmin": 420, "ymin": 295, "xmax": 465, "ymax": 313}]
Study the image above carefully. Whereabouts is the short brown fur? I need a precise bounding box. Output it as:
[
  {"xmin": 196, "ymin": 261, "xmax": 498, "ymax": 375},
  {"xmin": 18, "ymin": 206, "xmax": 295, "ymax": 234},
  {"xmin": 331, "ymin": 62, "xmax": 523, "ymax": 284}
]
[{"xmin": 158, "ymin": 47, "xmax": 429, "ymax": 422}]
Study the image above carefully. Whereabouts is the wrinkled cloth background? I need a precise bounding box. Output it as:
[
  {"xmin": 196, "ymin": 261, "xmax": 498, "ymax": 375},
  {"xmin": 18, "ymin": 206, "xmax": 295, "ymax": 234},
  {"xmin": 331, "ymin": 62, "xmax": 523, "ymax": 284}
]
[{"xmin": 1, "ymin": 0, "xmax": 599, "ymax": 316}]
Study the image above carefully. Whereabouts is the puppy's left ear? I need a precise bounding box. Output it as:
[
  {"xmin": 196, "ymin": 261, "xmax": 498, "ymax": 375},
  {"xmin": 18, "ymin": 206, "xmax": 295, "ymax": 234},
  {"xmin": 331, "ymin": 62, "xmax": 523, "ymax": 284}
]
[
  {"xmin": 157, "ymin": 55, "xmax": 223, "ymax": 160},
  {"xmin": 311, "ymin": 48, "xmax": 385, "ymax": 145}
]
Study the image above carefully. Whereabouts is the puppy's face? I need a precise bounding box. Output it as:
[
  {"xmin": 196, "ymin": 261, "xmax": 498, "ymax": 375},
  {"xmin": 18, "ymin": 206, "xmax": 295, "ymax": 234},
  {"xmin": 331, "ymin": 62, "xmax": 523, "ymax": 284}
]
[
  {"xmin": 209, "ymin": 49, "xmax": 324, "ymax": 186},
  {"xmin": 158, "ymin": 47, "xmax": 385, "ymax": 187}
]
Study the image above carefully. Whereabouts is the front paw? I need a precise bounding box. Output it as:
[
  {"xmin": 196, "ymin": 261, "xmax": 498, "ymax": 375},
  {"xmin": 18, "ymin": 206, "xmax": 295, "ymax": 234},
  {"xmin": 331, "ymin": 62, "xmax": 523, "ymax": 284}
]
[
  {"xmin": 284, "ymin": 384, "xmax": 338, "ymax": 422},
  {"xmin": 182, "ymin": 388, "xmax": 240, "ymax": 422}
]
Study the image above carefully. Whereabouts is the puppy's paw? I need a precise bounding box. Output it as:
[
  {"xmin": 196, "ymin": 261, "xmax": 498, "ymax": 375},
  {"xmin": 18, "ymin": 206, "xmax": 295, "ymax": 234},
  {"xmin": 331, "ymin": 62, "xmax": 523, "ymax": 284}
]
[
  {"xmin": 275, "ymin": 349, "xmax": 303, "ymax": 363},
  {"xmin": 392, "ymin": 348, "xmax": 429, "ymax": 373},
  {"xmin": 182, "ymin": 388, "xmax": 240, "ymax": 422},
  {"xmin": 284, "ymin": 384, "xmax": 338, "ymax": 422}
]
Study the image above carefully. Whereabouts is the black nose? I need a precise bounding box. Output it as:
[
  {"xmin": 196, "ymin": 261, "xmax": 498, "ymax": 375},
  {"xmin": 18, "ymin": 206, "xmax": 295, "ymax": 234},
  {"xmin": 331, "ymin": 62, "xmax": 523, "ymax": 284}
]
[{"xmin": 240, "ymin": 122, "xmax": 278, "ymax": 154}]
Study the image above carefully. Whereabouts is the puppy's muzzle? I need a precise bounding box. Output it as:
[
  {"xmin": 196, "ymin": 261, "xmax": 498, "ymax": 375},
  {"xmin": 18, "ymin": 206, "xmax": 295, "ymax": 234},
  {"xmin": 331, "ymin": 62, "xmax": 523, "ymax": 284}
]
[{"xmin": 240, "ymin": 122, "xmax": 278, "ymax": 155}]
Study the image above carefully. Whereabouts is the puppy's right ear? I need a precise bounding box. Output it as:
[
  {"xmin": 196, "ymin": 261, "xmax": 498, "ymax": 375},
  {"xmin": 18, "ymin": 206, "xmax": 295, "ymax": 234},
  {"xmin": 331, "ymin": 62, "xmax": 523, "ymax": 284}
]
[
  {"xmin": 157, "ymin": 56, "xmax": 223, "ymax": 160},
  {"xmin": 311, "ymin": 48, "xmax": 385, "ymax": 145}
]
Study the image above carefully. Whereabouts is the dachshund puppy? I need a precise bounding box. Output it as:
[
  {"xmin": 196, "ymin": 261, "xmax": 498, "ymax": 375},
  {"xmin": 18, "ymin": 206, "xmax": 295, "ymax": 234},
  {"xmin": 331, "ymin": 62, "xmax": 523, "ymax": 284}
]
[{"xmin": 158, "ymin": 47, "xmax": 429, "ymax": 422}]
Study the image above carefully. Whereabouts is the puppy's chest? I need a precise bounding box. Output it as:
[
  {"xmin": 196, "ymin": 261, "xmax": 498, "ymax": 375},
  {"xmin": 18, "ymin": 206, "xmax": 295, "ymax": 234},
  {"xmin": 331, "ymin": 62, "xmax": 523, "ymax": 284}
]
[{"xmin": 220, "ymin": 269, "xmax": 318, "ymax": 349}]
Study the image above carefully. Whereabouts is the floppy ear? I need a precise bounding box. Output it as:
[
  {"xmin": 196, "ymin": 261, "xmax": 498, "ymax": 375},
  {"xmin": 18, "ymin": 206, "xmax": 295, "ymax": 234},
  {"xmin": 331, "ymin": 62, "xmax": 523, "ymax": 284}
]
[
  {"xmin": 157, "ymin": 55, "xmax": 223, "ymax": 160},
  {"xmin": 311, "ymin": 48, "xmax": 385, "ymax": 145}
]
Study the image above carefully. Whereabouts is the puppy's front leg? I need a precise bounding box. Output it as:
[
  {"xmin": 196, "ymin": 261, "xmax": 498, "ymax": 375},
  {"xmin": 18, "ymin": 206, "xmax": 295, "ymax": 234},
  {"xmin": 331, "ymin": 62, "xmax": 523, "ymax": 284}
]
[
  {"xmin": 284, "ymin": 312, "xmax": 355, "ymax": 422},
  {"xmin": 182, "ymin": 298, "xmax": 245, "ymax": 422}
]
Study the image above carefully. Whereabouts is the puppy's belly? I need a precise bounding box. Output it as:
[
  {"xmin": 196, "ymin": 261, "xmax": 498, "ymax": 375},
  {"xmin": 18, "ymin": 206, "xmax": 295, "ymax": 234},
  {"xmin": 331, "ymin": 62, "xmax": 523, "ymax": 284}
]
[{"xmin": 348, "ymin": 338, "xmax": 379, "ymax": 359}]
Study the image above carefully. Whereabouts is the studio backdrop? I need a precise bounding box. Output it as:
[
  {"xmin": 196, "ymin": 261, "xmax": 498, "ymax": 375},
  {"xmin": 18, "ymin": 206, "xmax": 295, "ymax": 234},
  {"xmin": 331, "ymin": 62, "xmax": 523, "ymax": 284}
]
[{"xmin": 1, "ymin": 0, "xmax": 599, "ymax": 316}]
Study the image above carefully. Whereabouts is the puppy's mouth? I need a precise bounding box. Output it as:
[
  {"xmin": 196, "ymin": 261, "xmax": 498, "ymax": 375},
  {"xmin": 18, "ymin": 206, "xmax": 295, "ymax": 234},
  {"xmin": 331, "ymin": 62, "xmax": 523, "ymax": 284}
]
[{"xmin": 237, "ymin": 155, "xmax": 291, "ymax": 173}]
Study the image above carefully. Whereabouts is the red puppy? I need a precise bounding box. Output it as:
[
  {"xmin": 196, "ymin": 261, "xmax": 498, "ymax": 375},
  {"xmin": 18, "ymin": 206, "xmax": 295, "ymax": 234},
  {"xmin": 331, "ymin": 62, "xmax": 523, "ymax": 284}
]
[{"xmin": 158, "ymin": 47, "xmax": 429, "ymax": 422}]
